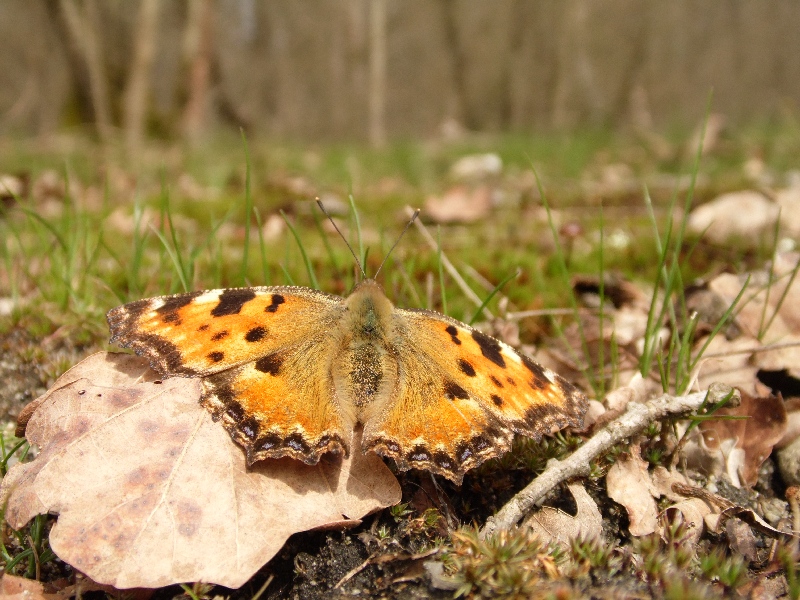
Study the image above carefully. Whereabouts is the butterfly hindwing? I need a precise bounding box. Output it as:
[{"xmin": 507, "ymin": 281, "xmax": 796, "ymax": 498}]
[{"xmin": 363, "ymin": 309, "xmax": 587, "ymax": 483}]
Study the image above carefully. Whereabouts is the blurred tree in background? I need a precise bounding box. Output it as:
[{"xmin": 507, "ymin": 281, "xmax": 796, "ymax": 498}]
[{"xmin": 0, "ymin": 0, "xmax": 798, "ymax": 151}]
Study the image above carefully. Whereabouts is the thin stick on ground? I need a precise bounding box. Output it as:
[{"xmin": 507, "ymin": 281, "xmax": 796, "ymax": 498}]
[{"xmin": 481, "ymin": 390, "xmax": 709, "ymax": 538}]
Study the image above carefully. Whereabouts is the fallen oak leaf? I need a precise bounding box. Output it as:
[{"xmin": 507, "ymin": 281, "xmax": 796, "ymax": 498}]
[
  {"xmin": 3, "ymin": 352, "xmax": 162, "ymax": 521},
  {"xmin": 0, "ymin": 575, "xmax": 60, "ymax": 600},
  {"xmin": 1, "ymin": 352, "xmax": 400, "ymax": 589}
]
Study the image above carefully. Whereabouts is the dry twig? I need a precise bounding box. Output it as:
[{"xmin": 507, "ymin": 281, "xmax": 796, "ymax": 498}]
[{"xmin": 481, "ymin": 390, "xmax": 708, "ymax": 538}]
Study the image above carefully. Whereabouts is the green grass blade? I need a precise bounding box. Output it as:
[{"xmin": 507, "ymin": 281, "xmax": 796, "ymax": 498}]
[
  {"xmin": 281, "ymin": 210, "xmax": 319, "ymax": 289},
  {"xmin": 150, "ymin": 225, "xmax": 190, "ymax": 292},
  {"xmin": 468, "ymin": 269, "xmax": 519, "ymax": 326},
  {"xmin": 253, "ymin": 207, "xmax": 272, "ymax": 285},
  {"xmin": 239, "ymin": 130, "xmax": 253, "ymax": 286},
  {"xmin": 437, "ymin": 226, "xmax": 448, "ymax": 316},
  {"xmin": 348, "ymin": 195, "xmax": 365, "ymax": 275}
]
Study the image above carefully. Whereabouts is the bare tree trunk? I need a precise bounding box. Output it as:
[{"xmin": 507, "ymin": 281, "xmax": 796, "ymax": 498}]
[
  {"xmin": 440, "ymin": 0, "xmax": 472, "ymax": 130},
  {"xmin": 368, "ymin": 0, "xmax": 387, "ymax": 147},
  {"xmin": 182, "ymin": 0, "xmax": 214, "ymax": 143},
  {"xmin": 124, "ymin": 0, "xmax": 161, "ymax": 156},
  {"xmin": 552, "ymin": 0, "xmax": 600, "ymax": 128},
  {"xmin": 58, "ymin": 0, "xmax": 113, "ymax": 142}
]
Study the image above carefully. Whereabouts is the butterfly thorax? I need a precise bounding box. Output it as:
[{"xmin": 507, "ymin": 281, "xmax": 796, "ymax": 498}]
[{"xmin": 333, "ymin": 280, "xmax": 398, "ymax": 422}]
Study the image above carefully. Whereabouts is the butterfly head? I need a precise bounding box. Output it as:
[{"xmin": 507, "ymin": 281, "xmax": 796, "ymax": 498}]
[{"xmin": 345, "ymin": 279, "xmax": 394, "ymax": 339}]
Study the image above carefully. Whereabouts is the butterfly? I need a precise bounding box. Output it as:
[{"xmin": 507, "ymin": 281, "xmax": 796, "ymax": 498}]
[{"xmin": 107, "ymin": 212, "xmax": 587, "ymax": 484}]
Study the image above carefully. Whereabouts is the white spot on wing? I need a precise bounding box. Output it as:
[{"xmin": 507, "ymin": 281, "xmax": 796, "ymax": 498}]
[
  {"xmin": 501, "ymin": 343, "xmax": 522, "ymax": 364},
  {"xmin": 195, "ymin": 290, "xmax": 225, "ymax": 304}
]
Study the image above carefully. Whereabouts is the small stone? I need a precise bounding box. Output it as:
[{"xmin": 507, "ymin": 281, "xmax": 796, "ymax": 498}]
[{"xmin": 777, "ymin": 435, "xmax": 800, "ymax": 487}]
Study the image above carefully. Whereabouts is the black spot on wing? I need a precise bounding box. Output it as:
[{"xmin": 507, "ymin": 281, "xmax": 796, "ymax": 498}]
[
  {"xmin": 197, "ymin": 324, "xmax": 209, "ymax": 332},
  {"xmin": 265, "ymin": 294, "xmax": 285, "ymax": 313},
  {"xmin": 211, "ymin": 289, "xmax": 257, "ymax": 317},
  {"xmin": 156, "ymin": 292, "xmax": 201, "ymax": 315},
  {"xmin": 162, "ymin": 312, "xmax": 181, "ymax": 324},
  {"xmin": 245, "ymin": 326, "xmax": 268, "ymax": 342},
  {"xmin": 208, "ymin": 351, "xmax": 224, "ymax": 363},
  {"xmin": 490, "ymin": 375, "xmax": 504, "ymax": 388},
  {"xmin": 491, "ymin": 394, "xmax": 503, "ymax": 406},
  {"xmin": 445, "ymin": 325, "xmax": 462, "ymax": 345},
  {"xmin": 457, "ymin": 359, "xmax": 476, "ymax": 377},
  {"xmin": 521, "ymin": 355, "xmax": 550, "ymax": 390},
  {"xmin": 211, "ymin": 330, "xmax": 229, "ymax": 341},
  {"xmin": 255, "ymin": 353, "xmax": 283, "ymax": 375},
  {"xmin": 444, "ymin": 380, "xmax": 470, "ymax": 400},
  {"xmin": 471, "ymin": 330, "xmax": 505, "ymax": 368}
]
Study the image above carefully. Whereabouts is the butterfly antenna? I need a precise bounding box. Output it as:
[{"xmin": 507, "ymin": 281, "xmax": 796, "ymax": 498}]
[
  {"xmin": 374, "ymin": 208, "xmax": 420, "ymax": 279},
  {"xmin": 316, "ymin": 199, "xmax": 367, "ymax": 280}
]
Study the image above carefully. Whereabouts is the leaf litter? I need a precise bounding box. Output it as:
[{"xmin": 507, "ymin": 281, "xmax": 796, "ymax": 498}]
[
  {"xmin": 1, "ymin": 352, "xmax": 400, "ymax": 589},
  {"xmin": 5, "ymin": 207, "xmax": 800, "ymax": 595}
]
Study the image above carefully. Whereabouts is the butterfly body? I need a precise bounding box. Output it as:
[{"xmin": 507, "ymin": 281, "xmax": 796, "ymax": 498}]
[{"xmin": 108, "ymin": 278, "xmax": 587, "ymax": 484}]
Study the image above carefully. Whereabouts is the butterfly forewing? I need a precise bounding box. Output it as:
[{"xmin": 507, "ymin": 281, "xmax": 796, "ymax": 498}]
[
  {"xmin": 108, "ymin": 286, "xmax": 351, "ymax": 464},
  {"xmin": 107, "ymin": 286, "xmax": 342, "ymax": 377}
]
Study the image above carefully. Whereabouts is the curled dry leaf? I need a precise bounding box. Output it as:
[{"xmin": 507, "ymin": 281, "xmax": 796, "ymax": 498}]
[
  {"xmin": 1, "ymin": 353, "xmax": 401, "ymax": 589},
  {"xmin": 605, "ymin": 446, "xmax": 658, "ymax": 536},
  {"xmin": 662, "ymin": 499, "xmax": 711, "ymax": 546},
  {"xmin": 699, "ymin": 390, "xmax": 787, "ymax": 487},
  {"xmin": 693, "ymin": 334, "xmax": 769, "ymax": 397},
  {"xmin": 523, "ymin": 482, "xmax": 602, "ymax": 545}
]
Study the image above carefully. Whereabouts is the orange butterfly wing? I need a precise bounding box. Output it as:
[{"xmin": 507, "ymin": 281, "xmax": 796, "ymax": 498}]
[
  {"xmin": 107, "ymin": 287, "xmax": 351, "ymax": 464},
  {"xmin": 363, "ymin": 309, "xmax": 587, "ymax": 484}
]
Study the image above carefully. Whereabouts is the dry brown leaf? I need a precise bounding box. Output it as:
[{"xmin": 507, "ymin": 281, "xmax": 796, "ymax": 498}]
[
  {"xmin": 709, "ymin": 256, "xmax": 800, "ymax": 374},
  {"xmin": 605, "ymin": 446, "xmax": 658, "ymax": 536},
  {"xmin": 523, "ymin": 483, "xmax": 602, "ymax": 545},
  {"xmin": 699, "ymin": 390, "xmax": 787, "ymax": 487},
  {"xmin": 662, "ymin": 498, "xmax": 711, "ymax": 546},
  {"xmin": 0, "ymin": 575, "xmax": 59, "ymax": 600},
  {"xmin": 725, "ymin": 518, "xmax": 758, "ymax": 562},
  {"xmin": 650, "ymin": 466, "xmax": 690, "ymax": 502},
  {"xmin": 693, "ymin": 334, "xmax": 767, "ymax": 396},
  {"xmin": 423, "ymin": 185, "xmax": 493, "ymax": 224},
  {"xmin": 778, "ymin": 398, "xmax": 800, "ymax": 448},
  {"xmin": 2, "ymin": 352, "xmax": 400, "ymax": 589},
  {"xmin": 688, "ymin": 190, "xmax": 779, "ymax": 244}
]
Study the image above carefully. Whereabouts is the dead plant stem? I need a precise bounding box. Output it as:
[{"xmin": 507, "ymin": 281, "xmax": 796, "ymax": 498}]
[{"xmin": 481, "ymin": 390, "xmax": 707, "ymax": 538}]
